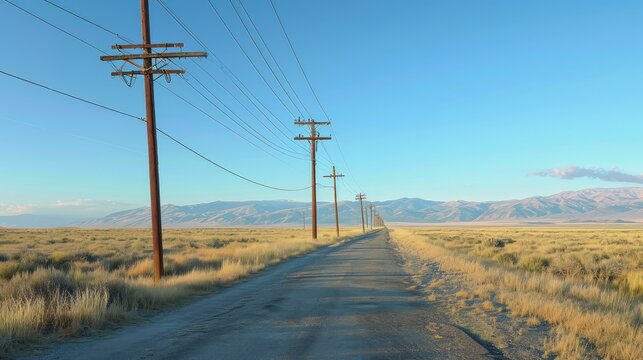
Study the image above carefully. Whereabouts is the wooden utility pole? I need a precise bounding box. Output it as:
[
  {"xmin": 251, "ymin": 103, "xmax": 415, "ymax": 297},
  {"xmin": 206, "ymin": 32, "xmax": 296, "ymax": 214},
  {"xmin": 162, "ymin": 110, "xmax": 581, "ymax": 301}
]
[
  {"xmin": 365, "ymin": 202, "xmax": 369, "ymax": 229},
  {"xmin": 100, "ymin": 0, "xmax": 206, "ymax": 284},
  {"xmin": 295, "ymin": 119, "xmax": 331, "ymax": 239},
  {"xmin": 323, "ymin": 166, "xmax": 344, "ymax": 237},
  {"xmin": 355, "ymin": 193, "xmax": 366, "ymax": 232},
  {"xmin": 369, "ymin": 204, "xmax": 375, "ymax": 230},
  {"xmin": 374, "ymin": 211, "xmax": 383, "ymax": 227}
]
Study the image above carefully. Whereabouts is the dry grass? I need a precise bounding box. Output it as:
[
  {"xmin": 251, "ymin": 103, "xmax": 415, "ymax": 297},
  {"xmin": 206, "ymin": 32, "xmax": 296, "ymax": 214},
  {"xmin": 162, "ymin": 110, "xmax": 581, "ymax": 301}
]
[
  {"xmin": 0, "ymin": 227, "xmax": 361, "ymax": 356},
  {"xmin": 390, "ymin": 227, "xmax": 643, "ymax": 360}
]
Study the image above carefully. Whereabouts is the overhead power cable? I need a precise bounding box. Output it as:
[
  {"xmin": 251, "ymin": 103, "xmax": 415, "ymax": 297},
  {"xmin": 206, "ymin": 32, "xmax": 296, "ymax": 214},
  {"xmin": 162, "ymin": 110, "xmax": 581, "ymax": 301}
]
[
  {"xmin": 15, "ymin": 0, "xmax": 306, "ymax": 163},
  {"xmin": 268, "ymin": 0, "xmax": 327, "ymax": 119},
  {"xmin": 269, "ymin": 0, "xmax": 363, "ymax": 191},
  {"xmin": 188, "ymin": 59, "xmax": 304, "ymax": 154},
  {"xmin": 0, "ymin": 69, "xmax": 310, "ymax": 192},
  {"xmin": 235, "ymin": 0, "xmax": 311, "ymax": 118},
  {"xmin": 227, "ymin": 0, "xmax": 334, "ymax": 166},
  {"xmin": 227, "ymin": 0, "xmax": 309, "ymax": 118},
  {"xmin": 0, "ymin": 70, "xmax": 139, "ymax": 121},
  {"xmin": 153, "ymin": 0, "xmax": 299, "ymax": 141},
  {"xmin": 204, "ymin": 0, "xmax": 299, "ymax": 118},
  {"xmin": 3, "ymin": 0, "xmax": 107, "ymax": 55},
  {"xmin": 178, "ymin": 75, "xmax": 308, "ymax": 160},
  {"xmin": 42, "ymin": 0, "xmax": 135, "ymax": 44}
]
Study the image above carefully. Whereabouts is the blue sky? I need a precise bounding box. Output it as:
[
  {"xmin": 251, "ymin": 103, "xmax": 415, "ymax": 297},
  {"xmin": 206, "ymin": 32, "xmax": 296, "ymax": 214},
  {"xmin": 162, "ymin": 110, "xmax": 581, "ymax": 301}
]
[{"xmin": 1, "ymin": 0, "xmax": 642, "ymax": 217}]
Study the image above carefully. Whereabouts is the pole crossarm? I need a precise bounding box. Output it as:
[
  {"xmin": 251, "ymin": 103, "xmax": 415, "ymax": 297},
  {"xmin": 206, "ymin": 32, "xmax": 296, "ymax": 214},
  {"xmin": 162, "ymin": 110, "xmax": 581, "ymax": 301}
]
[
  {"xmin": 294, "ymin": 121, "xmax": 331, "ymax": 126},
  {"xmin": 100, "ymin": 51, "xmax": 207, "ymax": 61},
  {"xmin": 112, "ymin": 42, "xmax": 184, "ymax": 49},
  {"xmin": 294, "ymin": 136, "xmax": 332, "ymax": 141},
  {"xmin": 111, "ymin": 70, "xmax": 185, "ymax": 76}
]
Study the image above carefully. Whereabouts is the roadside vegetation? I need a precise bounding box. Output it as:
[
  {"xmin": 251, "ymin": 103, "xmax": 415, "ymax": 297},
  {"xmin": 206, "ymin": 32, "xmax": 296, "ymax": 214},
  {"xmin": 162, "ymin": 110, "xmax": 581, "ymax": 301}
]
[
  {"xmin": 0, "ymin": 227, "xmax": 360, "ymax": 356},
  {"xmin": 390, "ymin": 227, "xmax": 642, "ymax": 360}
]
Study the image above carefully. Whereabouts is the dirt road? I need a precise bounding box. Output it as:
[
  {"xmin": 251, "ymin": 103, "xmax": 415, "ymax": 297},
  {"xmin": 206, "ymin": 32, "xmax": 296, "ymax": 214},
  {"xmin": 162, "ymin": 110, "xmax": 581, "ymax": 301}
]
[{"xmin": 29, "ymin": 230, "xmax": 493, "ymax": 360}]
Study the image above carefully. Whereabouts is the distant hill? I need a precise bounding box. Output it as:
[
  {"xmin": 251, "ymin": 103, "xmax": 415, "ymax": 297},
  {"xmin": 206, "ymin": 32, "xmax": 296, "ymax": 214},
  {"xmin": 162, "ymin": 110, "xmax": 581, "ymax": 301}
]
[
  {"xmin": 3, "ymin": 188, "xmax": 643, "ymax": 228},
  {"xmin": 75, "ymin": 200, "xmax": 364, "ymax": 228},
  {"xmin": 74, "ymin": 187, "xmax": 643, "ymax": 228}
]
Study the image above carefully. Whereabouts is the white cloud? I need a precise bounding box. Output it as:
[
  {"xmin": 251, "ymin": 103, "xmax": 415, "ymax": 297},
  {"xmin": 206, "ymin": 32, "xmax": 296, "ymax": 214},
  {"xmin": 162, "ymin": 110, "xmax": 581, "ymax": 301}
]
[
  {"xmin": 0, "ymin": 199, "xmax": 139, "ymax": 217},
  {"xmin": 1, "ymin": 204, "xmax": 35, "ymax": 215},
  {"xmin": 531, "ymin": 166, "xmax": 643, "ymax": 184}
]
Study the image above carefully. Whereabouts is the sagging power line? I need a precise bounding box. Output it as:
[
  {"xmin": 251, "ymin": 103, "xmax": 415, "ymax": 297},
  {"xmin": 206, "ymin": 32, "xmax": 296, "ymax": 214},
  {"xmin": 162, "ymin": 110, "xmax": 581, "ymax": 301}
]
[
  {"xmin": 0, "ymin": 69, "xmax": 310, "ymax": 193},
  {"xmin": 32, "ymin": 0, "xmax": 315, "ymax": 164},
  {"xmin": 3, "ymin": 0, "xmax": 370, "ymax": 238}
]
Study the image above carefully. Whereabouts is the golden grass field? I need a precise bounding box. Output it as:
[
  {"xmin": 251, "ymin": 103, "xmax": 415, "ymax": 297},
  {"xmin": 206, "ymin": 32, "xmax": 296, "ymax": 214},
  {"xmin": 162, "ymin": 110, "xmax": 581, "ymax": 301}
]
[
  {"xmin": 390, "ymin": 227, "xmax": 643, "ymax": 360},
  {"xmin": 0, "ymin": 227, "xmax": 361, "ymax": 356}
]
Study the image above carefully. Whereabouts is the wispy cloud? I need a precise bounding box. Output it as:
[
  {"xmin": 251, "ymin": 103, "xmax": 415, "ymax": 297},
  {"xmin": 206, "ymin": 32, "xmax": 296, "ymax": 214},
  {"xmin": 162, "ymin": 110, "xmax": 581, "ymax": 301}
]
[
  {"xmin": 0, "ymin": 204, "xmax": 35, "ymax": 215},
  {"xmin": 0, "ymin": 199, "xmax": 139, "ymax": 217},
  {"xmin": 531, "ymin": 166, "xmax": 643, "ymax": 184}
]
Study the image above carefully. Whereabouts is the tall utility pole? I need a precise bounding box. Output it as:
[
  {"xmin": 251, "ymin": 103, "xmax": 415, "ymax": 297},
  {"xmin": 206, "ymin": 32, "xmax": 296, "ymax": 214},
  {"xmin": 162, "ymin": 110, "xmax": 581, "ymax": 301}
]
[
  {"xmin": 323, "ymin": 166, "xmax": 344, "ymax": 237},
  {"xmin": 369, "ymin": 204, "xmax": 375, "ymax": 230},
  {"xmin": 365, "ymin": 202, "xmax": 369, "ymax": 229},
  {"xmin": 295, "ymin": 119, "xmax": 331, "ymax": 239},
  {"xmin": 355, "ymin": 193, "xmax": 366, "ymax": 232},
  {"xmin": 100, "ymin": 0, "xmax": 206, "ymax": 284}
]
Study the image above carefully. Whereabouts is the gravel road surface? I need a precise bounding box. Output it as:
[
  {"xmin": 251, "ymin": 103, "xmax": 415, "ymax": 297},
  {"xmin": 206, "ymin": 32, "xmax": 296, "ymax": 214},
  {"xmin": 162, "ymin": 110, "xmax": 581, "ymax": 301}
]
[{"xmin": 28, "ymin": 230, "xmax": 493, "ymax": 360}]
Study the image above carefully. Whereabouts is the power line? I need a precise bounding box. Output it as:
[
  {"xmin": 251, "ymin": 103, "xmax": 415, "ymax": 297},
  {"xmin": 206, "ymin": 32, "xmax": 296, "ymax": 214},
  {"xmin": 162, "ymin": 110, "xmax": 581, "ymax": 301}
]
[
  {"xmin": 41, "ymin": 0, "xmax": 306, "ymax": 158},
  {"xmin": 158, "ymin": 81, "xmax": 294, "ymax": 162},
  {"xmin": 204, "ymin": 0, "xmax": 300, "ymax": 118},
  {"xmin": 178, "ymin": 75, "xmax": 308, "ymax": 160},
  {"xmin": 0, "ymin": 70, "xmax": 141, "ymax": 121},
  {"xmin": 236, "ymin": 0, "xmax": 312, "ymax": 118},
  {"xmin": 268, "ymin": 0, "xmax": 327, "ymax": 119},
  {"xmin": 156, "ymin": 129, "xmax": 309, "ymax": 192},
  {"xmin": 230, "ymin": 0, "xmax": 336, "ymax": 167},
  {"xmin": 188, "ymin": 59, "xmax": 305, "ymax": 154},
  {"xmin": 42, "ymin": 0, "xmax": 134, "ymax": 44},
  {"xmin": 227, "ymin": 0, "xmax": 310, "ymax": 118},
  {"xmin": 269, "ymin": 0, "xmax": 363, "ymax": 192},
  {"xmin": 0, "ymin": 69, "xmax": 310, "ymax": 192},
  {"xmin": 3, "ymin": 0, "xmax": 107, "ymax": 55},
  {"xmin": 5, "ymin": 0, "xmax": 335, "ymax": 191},
  {"xmin": 154, "ymin": 0, "xmax": 300, "ymax": 144},
  {"xmin": 13, "ymin": 0, "xmax": 307, "ymax": 164}
]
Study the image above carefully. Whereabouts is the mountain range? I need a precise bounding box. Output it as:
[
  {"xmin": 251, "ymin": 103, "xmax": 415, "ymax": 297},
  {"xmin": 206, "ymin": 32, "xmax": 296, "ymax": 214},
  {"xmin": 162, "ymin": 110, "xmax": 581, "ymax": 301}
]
[{"xmin": 2, "ymin": 187, "xmax": 643, "ymax": 228}]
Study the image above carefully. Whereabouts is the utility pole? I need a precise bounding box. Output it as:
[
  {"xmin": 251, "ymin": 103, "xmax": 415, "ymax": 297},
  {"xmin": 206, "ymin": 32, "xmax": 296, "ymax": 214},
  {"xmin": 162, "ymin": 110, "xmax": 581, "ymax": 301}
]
[
  {"xmin": 295, "ymin": 119, "xmax": 331, "ymax": 239},
  {"xmin": 365, "ymin": 202, "xmax": 369, "ymax": 229},
  {"xmin": 374, "ymin": 211, "xmax": 383, "ymax": 227},
  {"xmin": 369, "ymin": 204, "xmax": 375, "ymax": 230},
  {"xmin": 355, "ymin": 193, "xmax": 366, "ymax": 232},
  {"xmin": 100, "ymin": 0, "xmax": 206, "ymax": 284},
  {"xmin": 323, "ymin": 166, "xmax": 344, "ymax": 237}
]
